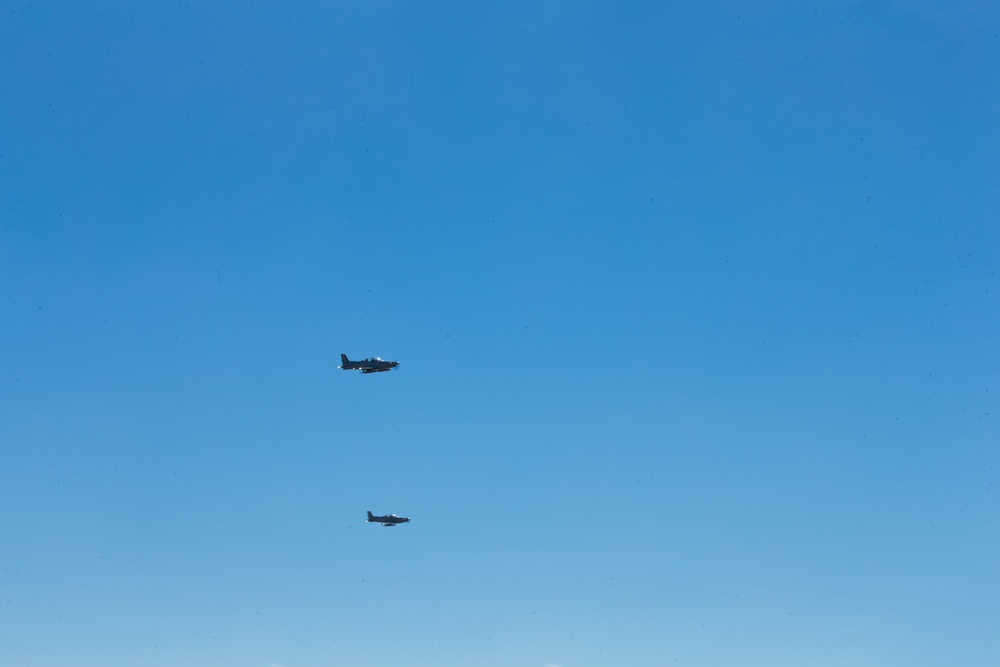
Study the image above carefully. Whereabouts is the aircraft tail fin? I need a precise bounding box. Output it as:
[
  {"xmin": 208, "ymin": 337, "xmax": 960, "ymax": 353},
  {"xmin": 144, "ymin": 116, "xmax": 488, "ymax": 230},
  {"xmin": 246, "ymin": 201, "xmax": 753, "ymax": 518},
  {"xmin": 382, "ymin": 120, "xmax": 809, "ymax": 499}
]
[
  {"xmin": 367, "ymin": 511, "xmax": 375, "ymax": 522},
  {"xmin": 341, "ymin": 354, "xmax": 350, "ymax": 368}
]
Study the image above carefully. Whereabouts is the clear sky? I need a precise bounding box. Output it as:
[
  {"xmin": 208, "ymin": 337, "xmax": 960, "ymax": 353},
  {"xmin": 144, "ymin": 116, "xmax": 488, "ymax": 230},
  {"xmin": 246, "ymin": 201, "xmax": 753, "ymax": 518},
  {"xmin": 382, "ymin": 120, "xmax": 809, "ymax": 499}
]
[{"xmin": 2, "ymin": 2, "xmax": 998, "ymax": 666}]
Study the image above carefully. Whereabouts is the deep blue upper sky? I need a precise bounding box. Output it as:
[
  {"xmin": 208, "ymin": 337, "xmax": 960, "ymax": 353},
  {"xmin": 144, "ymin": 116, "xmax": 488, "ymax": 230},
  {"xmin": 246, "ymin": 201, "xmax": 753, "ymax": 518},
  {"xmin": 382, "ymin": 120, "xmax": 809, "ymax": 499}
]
[{"xmin": 2, "ymin": 2, "xmax": 998, "ymax": 666}]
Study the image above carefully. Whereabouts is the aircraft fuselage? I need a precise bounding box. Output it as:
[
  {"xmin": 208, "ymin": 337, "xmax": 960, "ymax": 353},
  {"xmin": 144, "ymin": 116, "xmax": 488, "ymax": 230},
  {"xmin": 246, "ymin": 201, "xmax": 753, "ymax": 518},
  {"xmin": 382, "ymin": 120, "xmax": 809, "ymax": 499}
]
[
  {"xmin": 340, "ymin": 354, "xmax": 399, "ymax": 374},
  {"xmin": 367, "ymin": 511, "xmax": 410, "ymax": 526}
]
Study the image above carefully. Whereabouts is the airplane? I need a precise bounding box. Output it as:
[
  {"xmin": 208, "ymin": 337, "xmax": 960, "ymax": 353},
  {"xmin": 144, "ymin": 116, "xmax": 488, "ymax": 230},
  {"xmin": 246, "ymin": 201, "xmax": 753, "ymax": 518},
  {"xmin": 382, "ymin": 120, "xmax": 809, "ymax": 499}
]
[
  {"xmin": 367, "ymin": 511, "xmax": 410, "ymax": 526},
  {"xmin": 339, "ymin": 353, "xmax": 399, "ymax": 374}
]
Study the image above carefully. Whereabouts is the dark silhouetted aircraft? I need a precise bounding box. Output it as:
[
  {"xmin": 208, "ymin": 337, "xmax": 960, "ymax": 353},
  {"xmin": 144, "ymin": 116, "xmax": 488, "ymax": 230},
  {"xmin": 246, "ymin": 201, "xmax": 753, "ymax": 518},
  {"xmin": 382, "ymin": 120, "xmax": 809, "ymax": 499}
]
[
  {"xmin": 367, "ymin": 511, "xmax": 410, "ymax": 526},
  {"xmin": 340, "ymin": 354, "xmax": 399, "ymax": 374}
]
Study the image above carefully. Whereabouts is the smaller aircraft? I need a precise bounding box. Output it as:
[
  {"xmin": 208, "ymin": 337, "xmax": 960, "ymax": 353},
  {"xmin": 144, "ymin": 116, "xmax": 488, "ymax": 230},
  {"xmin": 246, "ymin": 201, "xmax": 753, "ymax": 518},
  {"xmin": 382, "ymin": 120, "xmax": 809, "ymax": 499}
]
[
  {"xmin": 367, "ymin": 511, "xmax": 410, "ymax": 526},
  {"xmin": 340, "ymin": 354, "xmax": 399, "ymax": 374}
]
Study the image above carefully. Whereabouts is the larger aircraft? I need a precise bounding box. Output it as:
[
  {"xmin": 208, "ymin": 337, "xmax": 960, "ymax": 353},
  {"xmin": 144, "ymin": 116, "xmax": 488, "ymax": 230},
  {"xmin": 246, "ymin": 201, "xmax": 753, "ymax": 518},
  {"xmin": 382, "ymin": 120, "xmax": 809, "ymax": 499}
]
[
  {"xmin": 340, "ymin": 354, "xmax": 399, "ymax": 374},
  {"xmin": 367, "ymin": 511, "xmax": 410, "ymax": 526}
]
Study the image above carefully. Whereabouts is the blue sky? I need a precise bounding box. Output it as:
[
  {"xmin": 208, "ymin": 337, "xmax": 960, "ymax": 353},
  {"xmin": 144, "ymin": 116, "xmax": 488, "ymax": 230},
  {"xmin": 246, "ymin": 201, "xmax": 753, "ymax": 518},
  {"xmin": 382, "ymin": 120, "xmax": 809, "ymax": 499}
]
[{"xmin": 2, "ymin": 2, "xmax": 998, "ymax": 666}]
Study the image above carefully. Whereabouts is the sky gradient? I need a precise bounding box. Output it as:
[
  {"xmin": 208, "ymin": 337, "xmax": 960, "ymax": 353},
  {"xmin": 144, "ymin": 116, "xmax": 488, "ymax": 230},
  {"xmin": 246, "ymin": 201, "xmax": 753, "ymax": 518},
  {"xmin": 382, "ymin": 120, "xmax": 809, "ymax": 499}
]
[{"xmin": 2, "ymin": 2, "xmax": 998, "ymax": 666}]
